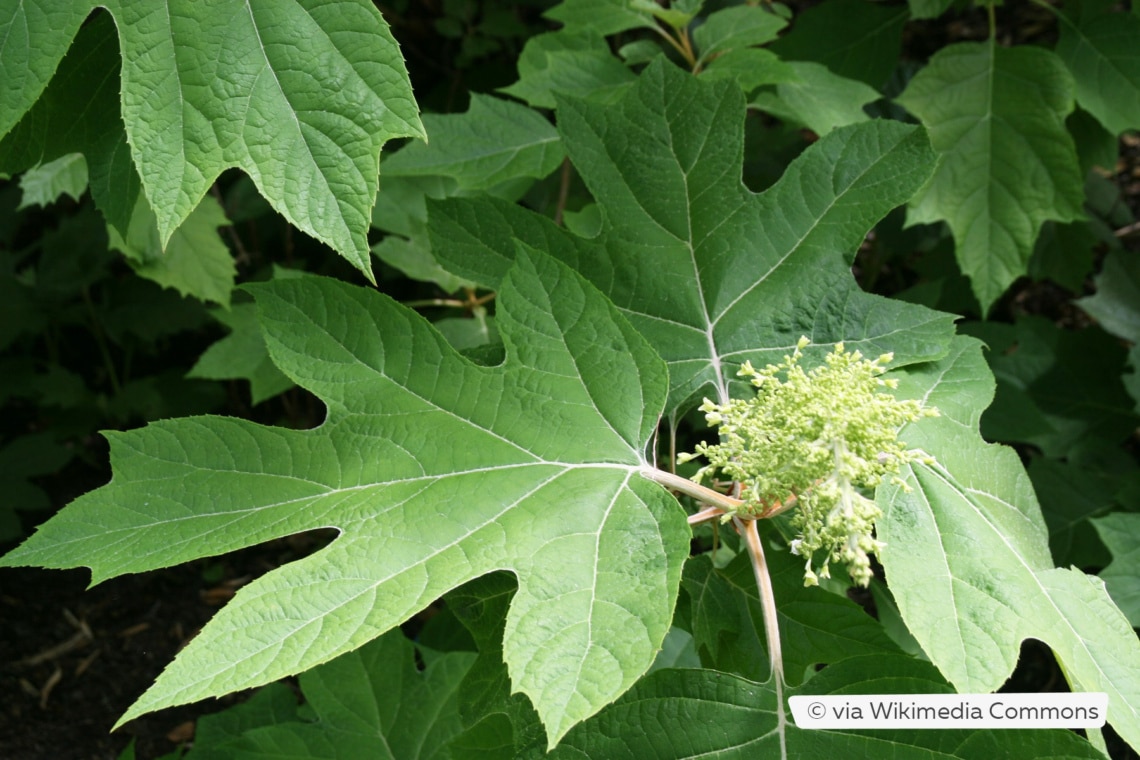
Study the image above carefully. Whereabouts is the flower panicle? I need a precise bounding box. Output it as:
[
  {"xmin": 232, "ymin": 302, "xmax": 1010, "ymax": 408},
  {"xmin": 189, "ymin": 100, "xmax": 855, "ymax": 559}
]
[{"xmin": 679, "ymin": 338, "xmax": 938, "ymax": 587}]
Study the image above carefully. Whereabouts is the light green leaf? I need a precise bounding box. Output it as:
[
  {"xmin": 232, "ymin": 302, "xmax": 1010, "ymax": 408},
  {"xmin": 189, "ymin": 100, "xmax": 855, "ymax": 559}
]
[
  {"xmin": 546, "ymin": 657, "xmax": 1106, "ymax": 759},
  {"xmin": 683, "ymin": 545, "xmax": 900, "ymax": 685},
  {"xmin": 0, "ymin": 2, "xmax": 90, "ymax": 140},
  {"xmin": 4, "ymin": 0, "xmax": 424, "ymax": 281},
  {"xmin": 751, "ymin": 61, "xmax": 881, "ymax": 135},
  {"xmin": 187, "ymin": 303, "xmax": 294, "ymax": 405},
  {"xmin": 382, "ymin": 94, "xmax": 564, "ymax": 191},
  {"xmin": 1056, "ymin": 8, "xmax": 1140, "ymax": 136},
  {"xmin": 218, "ymin": 631, "xmax": 475, "ymax": 759},
  {"xmin": 17, "ymin": 153, "xmax": 88, "ymax": 209},
  {"xmin": 107, "ymin": 193, "xmax": 235, "ymax": 307},
  {"xmin": 0, "ymin": 247, "xmax": 687, "ymax": 748},
  {"xmin": 543, "ymin": 0, "xmax": 657, "ymax": 36},
  {"xmin": 898, "ymin": 41, "xmax": 1085, "ymax": 311},
  {"xmin": 879, "ymin": 335, "xmax": 1140, "ymax": 749},
  {"xmin": 432, "ymin": 60, "xmax": 954, "ymax": 417},
  {"xmin": 1091, "ymin": 512, "xmax": 1140, "ymax": 627},
  {"xmin": 500, "ymin": 30, "xmax": 637, "ymax": 110},
  {"xmin": 767, "ymin": 0, "xmax": 908, "ymax": 88},
  {"xmin": 1077, "ymin": 248, "xmax": 1140, "ymax": 343},
  {"xmin": 692, "ymin": 5, "xmax": 787, "ymax": 65}
]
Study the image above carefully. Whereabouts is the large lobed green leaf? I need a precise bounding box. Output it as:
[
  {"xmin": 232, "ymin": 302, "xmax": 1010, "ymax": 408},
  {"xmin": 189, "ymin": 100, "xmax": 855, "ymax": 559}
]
[
  {"xmin": 1, "ymin": 0, "xmax": 424, "ymax": 280},
  {"xmin": 0, "ymin": 247, "xmax": 689, "ymax": 747},
  {"xmin": 879, "ymin": 336, "xmax": 1140, "ymax": 749},
  {"xmin": 898, "ymin": 41, "xmax": 1085, "ymax": 312},
  {"xmin": 432, "ymin": 59, "xmax": 954, "ymax": 417},
  {"xmin": 545, "ymin": 656, "xmax": 1105, "ymax": 759}
]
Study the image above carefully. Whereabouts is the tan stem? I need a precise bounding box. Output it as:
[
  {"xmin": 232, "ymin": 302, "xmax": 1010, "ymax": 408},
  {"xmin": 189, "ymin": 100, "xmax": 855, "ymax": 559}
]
[
  {"xmin": 738, "ymin": 516, "xmax": 787, "ymax": 754},
  {"xmin": 640, "ymin": 468, "xmax": 744, "ymax": 512}
]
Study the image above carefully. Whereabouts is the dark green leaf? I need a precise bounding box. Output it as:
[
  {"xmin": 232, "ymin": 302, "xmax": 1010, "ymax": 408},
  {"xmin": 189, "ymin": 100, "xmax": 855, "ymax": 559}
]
[
  {"xmin": 899, "ymin": 41, "xmax": 1085, "ymax": 311},
  {"xmin": 188, "ymin": 303, "xmax": 294, "ymax": 405},
  {"xmin": 683, "ymin": 546, "xmax": 900, "ymax": 685},
  {"xmin": 768, "ymin": 0, "xmax": 908, "ymax": 88},
  {"xmin": 1056, "ymin": 8, "xmax": 1140, "ymax": 135}
]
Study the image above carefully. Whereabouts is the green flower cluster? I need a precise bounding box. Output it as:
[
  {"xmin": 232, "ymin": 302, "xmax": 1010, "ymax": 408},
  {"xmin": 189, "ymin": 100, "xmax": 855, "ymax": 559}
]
[{"xmin": 679, "ymin": 337, "xmax": 938, "ymax": 587}]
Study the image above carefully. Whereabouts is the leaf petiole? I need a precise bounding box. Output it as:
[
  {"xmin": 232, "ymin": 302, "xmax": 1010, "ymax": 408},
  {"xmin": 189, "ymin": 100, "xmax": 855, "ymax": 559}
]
[{"xmin": 640, "ymin": 467, "xmax": 743, "ymax": 513}]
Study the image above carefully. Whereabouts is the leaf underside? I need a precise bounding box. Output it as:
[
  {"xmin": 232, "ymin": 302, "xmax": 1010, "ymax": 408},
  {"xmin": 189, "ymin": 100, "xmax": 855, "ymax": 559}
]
[
  {"xmin": 0, "ymin": 248, "xmax": 688, "ymax": 747},
  {"xmin": 880, "ymin": 336, "xmax": 1140, "ymax": 748}
]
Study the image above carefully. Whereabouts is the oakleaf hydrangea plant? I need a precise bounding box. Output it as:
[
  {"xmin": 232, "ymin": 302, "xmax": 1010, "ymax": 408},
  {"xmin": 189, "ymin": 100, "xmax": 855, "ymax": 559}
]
[{"xmin": 680, "ymin": 338, "xmax": 938, "ymax": 586}]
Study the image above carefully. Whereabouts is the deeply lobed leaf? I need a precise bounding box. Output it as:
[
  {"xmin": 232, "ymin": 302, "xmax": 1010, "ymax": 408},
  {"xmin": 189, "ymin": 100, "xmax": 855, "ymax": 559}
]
[
  {"xmin": 0, "ymin": 247, "xmax": 689, "ymax": 746},
  {"xmin": 899, "ymin": 41, "xmax": 1085, "ymax": 312},
  {"xmin": 432, "ymin": 59, "xmax": 954, "ymax": 418},
  {"xmin": 879, "ymin": 336, "xmax": 1140, "ymax": 748}
]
